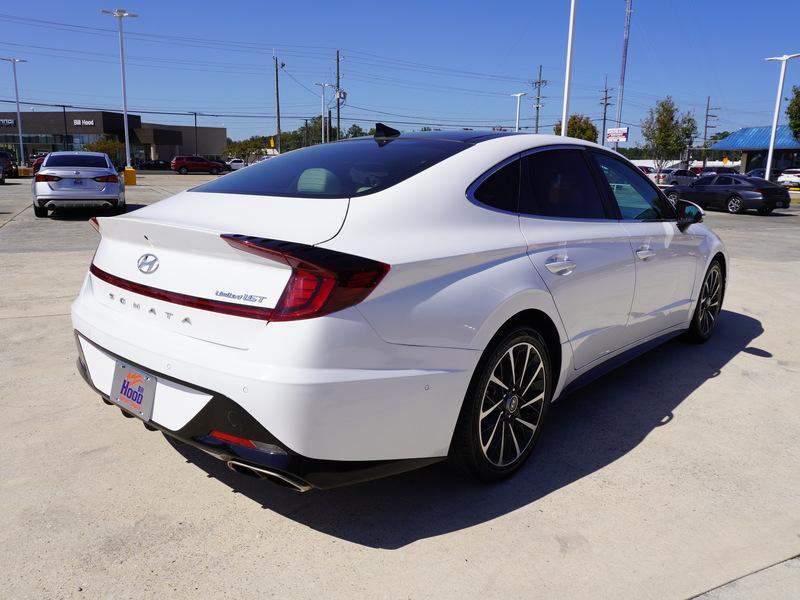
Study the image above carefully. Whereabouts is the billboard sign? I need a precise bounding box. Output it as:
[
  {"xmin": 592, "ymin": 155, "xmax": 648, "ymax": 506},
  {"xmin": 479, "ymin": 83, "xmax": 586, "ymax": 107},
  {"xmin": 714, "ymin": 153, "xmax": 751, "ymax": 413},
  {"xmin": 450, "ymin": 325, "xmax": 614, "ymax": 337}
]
[{"xmin": 606, "ymin": 127, "xmax": 629, "ymax": 143}]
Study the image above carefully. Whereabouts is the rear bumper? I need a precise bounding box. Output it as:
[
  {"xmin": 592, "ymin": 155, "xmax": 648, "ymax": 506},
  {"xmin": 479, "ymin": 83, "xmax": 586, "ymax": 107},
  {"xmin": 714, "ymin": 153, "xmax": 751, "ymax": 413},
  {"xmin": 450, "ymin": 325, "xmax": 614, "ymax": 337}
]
[
  {"xmin": 74, "ymin": 333, "xmax": 441, "ymax": 489},
  {"xmin": 743, "ymin": 195, "xmax": 791, "ymax": 209},
  {"xmin": 35, "ymin": 197, "xmax": 123, "ymax": 208}
]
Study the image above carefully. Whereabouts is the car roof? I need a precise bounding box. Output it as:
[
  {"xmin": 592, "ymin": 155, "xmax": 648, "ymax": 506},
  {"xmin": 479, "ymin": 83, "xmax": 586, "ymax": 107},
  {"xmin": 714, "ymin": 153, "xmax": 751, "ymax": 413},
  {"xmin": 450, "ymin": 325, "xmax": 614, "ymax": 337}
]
[{"xmin": 47, "ymin": 151, "xmax": 108, "ymax": 157}]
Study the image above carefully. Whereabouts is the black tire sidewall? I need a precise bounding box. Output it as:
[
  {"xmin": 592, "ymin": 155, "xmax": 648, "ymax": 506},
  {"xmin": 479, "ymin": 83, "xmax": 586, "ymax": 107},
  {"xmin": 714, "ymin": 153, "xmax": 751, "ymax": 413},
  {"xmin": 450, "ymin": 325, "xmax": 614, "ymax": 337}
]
[
  {"xmin": 452, "ymin": 327, "xmax": 552, "ymax": 481},
  {"xmin": 687, "ymin": 260, "xmax": 723, "ymax": 343}
]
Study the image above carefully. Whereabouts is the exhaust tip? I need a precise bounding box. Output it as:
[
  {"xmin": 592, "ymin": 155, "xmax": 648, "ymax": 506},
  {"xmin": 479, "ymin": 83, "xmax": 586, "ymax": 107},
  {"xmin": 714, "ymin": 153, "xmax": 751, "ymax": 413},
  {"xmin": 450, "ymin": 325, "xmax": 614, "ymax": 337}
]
[{"xmin": 226, "ymin": 460, "xmax": 311, "ymax": 493}]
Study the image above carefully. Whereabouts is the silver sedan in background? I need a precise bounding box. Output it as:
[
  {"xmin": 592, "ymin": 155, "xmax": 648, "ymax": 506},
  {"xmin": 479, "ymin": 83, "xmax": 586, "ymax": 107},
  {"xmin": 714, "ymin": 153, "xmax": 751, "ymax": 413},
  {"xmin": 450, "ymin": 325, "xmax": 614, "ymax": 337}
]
[{"xmin": 32, "ymin": 151, "xmax": 124, "ymax": 218}]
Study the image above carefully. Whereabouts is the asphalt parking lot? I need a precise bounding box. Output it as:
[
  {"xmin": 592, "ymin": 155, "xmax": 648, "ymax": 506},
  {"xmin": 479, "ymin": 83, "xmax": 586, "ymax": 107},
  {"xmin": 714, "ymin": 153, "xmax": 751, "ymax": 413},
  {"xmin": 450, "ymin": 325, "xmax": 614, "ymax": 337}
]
[{"xmin": 1, "ymin": 174, "xmax": 799, "ymax": 598}]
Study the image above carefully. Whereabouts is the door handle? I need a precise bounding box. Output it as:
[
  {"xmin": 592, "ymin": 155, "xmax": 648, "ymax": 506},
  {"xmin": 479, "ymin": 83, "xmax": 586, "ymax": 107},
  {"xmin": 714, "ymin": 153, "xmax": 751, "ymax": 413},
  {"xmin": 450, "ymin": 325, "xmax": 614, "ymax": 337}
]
[
  {"xmin": 545, "ymin": 258, "xmax": 576, "ymax": 275},
  {"xmin": 636, "ymin": 246, "xmax": 657, "ymax": 260}
]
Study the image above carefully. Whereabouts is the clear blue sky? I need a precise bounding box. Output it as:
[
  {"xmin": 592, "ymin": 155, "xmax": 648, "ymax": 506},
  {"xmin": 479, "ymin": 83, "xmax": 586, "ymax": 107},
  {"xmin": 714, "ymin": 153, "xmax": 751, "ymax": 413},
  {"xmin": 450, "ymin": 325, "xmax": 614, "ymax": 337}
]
[{"xmin": 1, "ymin": 1, "xmax": 799, "ymax": 144}]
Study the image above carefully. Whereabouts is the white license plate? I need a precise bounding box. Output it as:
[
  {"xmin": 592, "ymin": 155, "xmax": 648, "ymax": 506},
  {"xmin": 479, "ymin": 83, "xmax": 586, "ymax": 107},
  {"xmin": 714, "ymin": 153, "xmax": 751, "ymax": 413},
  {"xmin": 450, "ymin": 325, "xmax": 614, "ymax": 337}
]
[{"xmin": 109, "ymin": 362, "xmax": 156, "ymax": 421}]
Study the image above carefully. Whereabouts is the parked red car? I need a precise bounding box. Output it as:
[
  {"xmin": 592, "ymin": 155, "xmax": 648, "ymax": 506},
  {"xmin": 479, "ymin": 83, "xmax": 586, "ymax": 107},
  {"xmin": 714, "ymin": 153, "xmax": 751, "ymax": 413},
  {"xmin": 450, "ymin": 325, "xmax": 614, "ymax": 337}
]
[{"xmin": 171, "ymin": 155, "xmax": 223, "ymax": 175}]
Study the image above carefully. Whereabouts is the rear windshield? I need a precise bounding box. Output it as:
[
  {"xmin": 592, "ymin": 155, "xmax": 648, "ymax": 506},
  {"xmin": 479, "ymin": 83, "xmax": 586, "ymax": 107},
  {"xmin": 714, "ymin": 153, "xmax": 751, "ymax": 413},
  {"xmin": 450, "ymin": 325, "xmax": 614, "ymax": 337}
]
[
  {"xmin": 45, "ymin": 154, "xmax": 109, "ymax": 168},
  {"xmin": 193, "ymin": 138, "xmax": 468, "ymax": 198}
]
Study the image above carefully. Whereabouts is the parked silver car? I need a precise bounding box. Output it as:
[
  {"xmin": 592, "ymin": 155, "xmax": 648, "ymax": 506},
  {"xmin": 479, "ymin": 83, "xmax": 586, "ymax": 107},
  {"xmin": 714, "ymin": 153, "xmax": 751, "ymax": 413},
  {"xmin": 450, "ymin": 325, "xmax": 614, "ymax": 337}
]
[
  {"xmin": 32, "ymin": 152, "xmax": 125, "ymax": 218},
  {"xmin": 664, "ymin": 168, "xmax": 697, "ymax": 186}
]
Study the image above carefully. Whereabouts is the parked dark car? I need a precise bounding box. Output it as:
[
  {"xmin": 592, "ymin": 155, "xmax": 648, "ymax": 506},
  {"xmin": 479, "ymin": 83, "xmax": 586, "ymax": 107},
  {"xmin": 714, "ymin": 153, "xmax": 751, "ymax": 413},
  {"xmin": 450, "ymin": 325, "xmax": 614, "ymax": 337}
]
[
  {"xmin": 0, "ymin": 150, "xmax": 16, "ymax": 178},
  {"xmin": 664, "ymin": 174, "xmax": 790, "ymax": 215},
  {"xmin": 211, "ymin": 159, "xmax": 232, "ymax": 172},
  {"xmin": 171, "ymin": 155, "xmax": 223, "ymax": 175},
  {"xmin": 138, "ymin": 159, "xmax": 172, "ymax": 170}
]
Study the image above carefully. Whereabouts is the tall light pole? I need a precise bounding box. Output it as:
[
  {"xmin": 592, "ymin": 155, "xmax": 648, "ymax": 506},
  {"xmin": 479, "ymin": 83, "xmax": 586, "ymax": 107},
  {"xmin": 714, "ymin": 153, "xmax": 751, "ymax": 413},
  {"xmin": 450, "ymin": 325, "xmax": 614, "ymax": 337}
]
[
  {"xmin": 560, "ymin": 0, "xmax": 577, "ymax": 137},
  {"xmin": 102, "ymin": 8, "xmax": 137, "ymax": 169},
  {"xmin": 0, "ymin": 57, "xmax": 27, "ymax": 166},
  {"xmin": 314, "ymin": 83, "xmax": 332, "ymax": 143},
  {"xmin": 511, "ymin": 92, "xmax": 526, "ymax": 132},
  {"xmin": 764, "ymin": 53, "xmax": 800, "ymax": 181}
]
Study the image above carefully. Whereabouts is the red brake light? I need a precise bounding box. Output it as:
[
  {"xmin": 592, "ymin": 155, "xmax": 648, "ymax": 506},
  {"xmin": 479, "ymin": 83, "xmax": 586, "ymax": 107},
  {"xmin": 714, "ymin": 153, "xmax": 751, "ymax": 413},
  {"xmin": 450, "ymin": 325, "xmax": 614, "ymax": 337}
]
[
  {"xmin": 221, "ymin": 234, "xmax": 390, "ymax": 321},
  {"xmin": 93, "ymin": 174, "xmax": 119, "ymax": 183},
  {"xmin": 35, "ymin": 173, "xmax": 61, "ymax": 182}
]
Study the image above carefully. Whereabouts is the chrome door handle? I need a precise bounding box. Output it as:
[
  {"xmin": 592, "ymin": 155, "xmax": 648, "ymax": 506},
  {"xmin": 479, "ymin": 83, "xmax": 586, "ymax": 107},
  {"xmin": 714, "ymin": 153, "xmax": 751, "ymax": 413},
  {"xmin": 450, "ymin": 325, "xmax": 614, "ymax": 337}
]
[
  {"xmin": 545, "ymin": 259, "xmax": 576, "ymax": 275},
  {"xmin": 636, "ymin": 246, "xmax": 656, "ymax": 260}
]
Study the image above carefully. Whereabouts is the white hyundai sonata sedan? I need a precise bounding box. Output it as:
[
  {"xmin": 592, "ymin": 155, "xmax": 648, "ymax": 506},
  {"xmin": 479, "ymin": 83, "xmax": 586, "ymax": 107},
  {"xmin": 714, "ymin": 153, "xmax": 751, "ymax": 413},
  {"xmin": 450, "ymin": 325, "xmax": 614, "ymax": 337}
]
[{"xmin": 72, "ymin": 128, "xmax": 727, "ymax": 491}]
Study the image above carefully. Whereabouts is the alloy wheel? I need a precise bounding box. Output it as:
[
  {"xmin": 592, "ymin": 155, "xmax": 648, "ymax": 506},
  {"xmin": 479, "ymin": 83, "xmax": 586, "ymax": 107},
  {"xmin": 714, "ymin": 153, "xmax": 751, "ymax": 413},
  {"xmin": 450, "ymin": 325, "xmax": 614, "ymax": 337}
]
[
  {"xmin": 478, "ymin": 342, "xmax": 546, "ymax": 467},
  {"xmin": 697, "ymin": 265, "xmax": 722, "ymax": 337},
  {"xmin": 727, "ymin": 196, "xmax": 742, "ymax": 213}
]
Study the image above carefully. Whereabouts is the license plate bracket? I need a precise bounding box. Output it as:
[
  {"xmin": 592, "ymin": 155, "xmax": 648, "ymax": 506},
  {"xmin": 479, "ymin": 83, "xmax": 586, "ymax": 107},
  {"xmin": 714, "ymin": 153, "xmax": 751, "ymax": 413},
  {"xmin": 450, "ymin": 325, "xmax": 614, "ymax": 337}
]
[{"xmin": 109, "ymin": 362, "xmax": 156, "ymax": 421}]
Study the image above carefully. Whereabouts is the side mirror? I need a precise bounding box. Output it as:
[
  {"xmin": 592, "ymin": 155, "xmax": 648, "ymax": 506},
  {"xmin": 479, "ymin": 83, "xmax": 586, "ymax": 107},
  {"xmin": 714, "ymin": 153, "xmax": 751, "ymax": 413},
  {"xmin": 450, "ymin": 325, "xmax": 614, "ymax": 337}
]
[{"xmin": 676, "ymin": 199, "xmax": 703, "ymax": 230}]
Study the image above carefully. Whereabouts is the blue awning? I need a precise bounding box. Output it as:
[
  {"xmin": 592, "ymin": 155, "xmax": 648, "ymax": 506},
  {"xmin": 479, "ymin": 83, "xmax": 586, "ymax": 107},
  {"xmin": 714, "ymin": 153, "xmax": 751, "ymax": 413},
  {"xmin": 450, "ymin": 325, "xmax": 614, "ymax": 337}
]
[{"xmin": 710, "ymin": 126, "xmax": 800, "ymax": 151}]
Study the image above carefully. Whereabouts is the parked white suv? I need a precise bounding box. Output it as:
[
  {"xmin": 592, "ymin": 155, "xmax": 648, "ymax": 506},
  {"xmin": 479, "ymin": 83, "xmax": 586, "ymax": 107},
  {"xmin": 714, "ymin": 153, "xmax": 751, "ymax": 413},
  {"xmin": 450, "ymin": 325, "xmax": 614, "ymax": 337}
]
[
  {"xmin": 227, "ymin": 158, "xmax": 245, "ymax": 171},
  {"xmin": 72, "ymin": 129, "xmax": 727, "ymax": 491}
]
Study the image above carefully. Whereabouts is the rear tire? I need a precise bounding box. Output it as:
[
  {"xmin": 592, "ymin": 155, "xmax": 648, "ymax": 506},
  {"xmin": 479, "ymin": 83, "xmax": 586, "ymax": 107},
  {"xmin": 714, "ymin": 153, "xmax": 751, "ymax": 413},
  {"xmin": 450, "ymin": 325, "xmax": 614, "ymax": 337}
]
[
  {"xmin": 450, "ymin": 326, "xmax": 552, "ymax": 482},
  {"xmin": 686, "ymin": 260, "xmax": 724, "ymax": 344},
  {"xmin": 178, "ymin": 167, "xmax": 188, "ymax": 175},
  {"xmin": 726, "ymin": 195, "xmax": 743, "ymax": 214},
  {"xmin": 210, "ymin": 167, "xmax": 219, "ymax": 175},
  {"xmin": 33, "ymin": 205, "xmax": 47, "ymax": 218}
]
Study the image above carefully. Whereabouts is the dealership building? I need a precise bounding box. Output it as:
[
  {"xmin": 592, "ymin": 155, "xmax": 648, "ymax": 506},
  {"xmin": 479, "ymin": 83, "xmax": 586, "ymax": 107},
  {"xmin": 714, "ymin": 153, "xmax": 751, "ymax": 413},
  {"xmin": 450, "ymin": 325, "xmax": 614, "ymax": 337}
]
[
  {"xmin": 710, "ymin": 125, "xmax": 800, "ymax": 172},
  {"xmin": 0, "ymin": 110, "xmax": 227, "ymax": 163}
]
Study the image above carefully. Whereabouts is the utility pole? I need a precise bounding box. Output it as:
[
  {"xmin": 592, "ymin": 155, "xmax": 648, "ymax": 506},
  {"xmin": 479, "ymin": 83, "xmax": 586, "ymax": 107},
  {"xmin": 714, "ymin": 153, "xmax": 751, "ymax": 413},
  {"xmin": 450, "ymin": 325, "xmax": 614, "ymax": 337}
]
[
  {"xmin": 273, "ymin": 55, "xmax": 282, "ymax": 154},
  {"xmin": 315, "ymin": 83, "xmax": 331, "ymax": 143},
  {"xmin": 702, "ymin": 96, "xmax": 719, "ymax": 168},
  {"xmin": 192, "ymin": 112, "xmax": 198, "ymax": 154},
  {"xmin": 102, "ymin": 8, "xmax": 137, "ymax": 169},
  {"xmin": 328, "ymin": 109, "xmax": 332, "ymax": 142},
  {"xmin": 532, "ymin": 64, "xmax": 548, "ymax": 134},
  {"xmin": 600, "ymin": 75, "xmax": 613, "ymax": 146},
  {"xmin": 560, "ymin": 0, "xmax": 577, "ymax": 137},
  {"xmin": 335, "ymin": 49, "xmax": 341, "ymax": 141},
  {"xmin": 303, "ymin": 118, "xmax": 308, "ymax": 147},
  {"xmin": 0, "ymin": 58, "xmax": 28, "ymax": 165},
  {"xmin": 614, "ymin": 0, "xmax": 632, "ymax": 151},
  {"xmin": 61, "ymin": 104, "xmax": 69, "ymax": 150}
]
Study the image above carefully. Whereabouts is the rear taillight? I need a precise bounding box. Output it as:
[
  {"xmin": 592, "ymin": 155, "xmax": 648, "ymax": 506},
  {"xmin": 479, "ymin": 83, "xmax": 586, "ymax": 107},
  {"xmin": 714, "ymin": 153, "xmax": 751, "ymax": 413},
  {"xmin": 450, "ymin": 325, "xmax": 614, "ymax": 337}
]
[
  {"xmin": 221, "ymin": 234, "xmax": 390, "ymax": 321},
  {"xmin": 35, "ymin": 173, "xmax": 61, "ymax": 182},
  {"xmin": 93, "ymin": 174, "xmax": 118, "ymax": 183}
]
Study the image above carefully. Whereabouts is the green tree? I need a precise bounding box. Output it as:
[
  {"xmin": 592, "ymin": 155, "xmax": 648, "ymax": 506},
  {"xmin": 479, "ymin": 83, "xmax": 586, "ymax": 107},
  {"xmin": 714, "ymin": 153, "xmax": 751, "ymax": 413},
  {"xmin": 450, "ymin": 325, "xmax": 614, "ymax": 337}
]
[
  {"xmin": 82, "ymin": 136, "xmax": 124, "ymax": 163},
  {"xmin": 346, "ymin": 124, "xmax": 367, "ymax": 138},
  {"xmin": 640, "ymin": 96, "xmax": 698, "ymax": 172},
  {"xmin": 553, "ymin": 114, "xmax": 598, "ymax": 142},
  {"xmin": 786, "ymin": 85, "xmax": 800, "ymax": 141}
]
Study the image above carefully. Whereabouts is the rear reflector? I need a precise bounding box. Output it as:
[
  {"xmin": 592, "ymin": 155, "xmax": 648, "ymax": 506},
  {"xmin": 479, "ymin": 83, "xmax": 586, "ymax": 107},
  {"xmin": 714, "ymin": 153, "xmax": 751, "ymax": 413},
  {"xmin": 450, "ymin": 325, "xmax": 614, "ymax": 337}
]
[
  {"xmin": 35, "ymin": 174, "xmax": 61, "ymax": 182},
  {"xmin": 89, "ymin": 263, "xmax": 274, "ymax": 320},
  {"xmin": 209, "ymin": 430, "xmax": 257, "ymax": 448},
  {"xmin": 221, "ymin": 234, "xmax": 390, "ymax": 321}
]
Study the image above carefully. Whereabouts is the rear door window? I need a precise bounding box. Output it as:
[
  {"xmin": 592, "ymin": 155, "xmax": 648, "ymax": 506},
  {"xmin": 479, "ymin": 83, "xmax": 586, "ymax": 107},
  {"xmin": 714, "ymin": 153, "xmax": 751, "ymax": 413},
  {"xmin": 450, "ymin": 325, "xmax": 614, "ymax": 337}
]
[
  {"xmin": 714, "ymin": 176, "xmax": 733, "ymax": 186},
  {"xmin": 194, "ymin": 138, "xmax": 469, "ymax": 198},
  {"xmin": 519, "ymin": 149, "xmax": 608, "ymax": 219}
]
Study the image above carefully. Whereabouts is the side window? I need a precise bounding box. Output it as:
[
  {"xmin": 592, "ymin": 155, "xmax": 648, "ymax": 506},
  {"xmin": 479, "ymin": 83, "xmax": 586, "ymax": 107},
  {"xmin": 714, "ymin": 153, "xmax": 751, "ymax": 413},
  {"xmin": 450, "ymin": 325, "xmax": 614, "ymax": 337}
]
[
  {"xmin": 696, "ymin": 176, "xmax": 714, "ymax": 185},
  {"xmin": 591, "ymin": 152, "xmax": 675, "ymax": 220},
  {"xmin": 715, "ymin": 176, "xmax": 733, "ymax": 186},
  {"xmin": 519, "ymin": 149, "xmax": 607, "ymax": 219},
  {"xmin": 472, "ymin": 158, "xmax": 520, "ymax": 212}
]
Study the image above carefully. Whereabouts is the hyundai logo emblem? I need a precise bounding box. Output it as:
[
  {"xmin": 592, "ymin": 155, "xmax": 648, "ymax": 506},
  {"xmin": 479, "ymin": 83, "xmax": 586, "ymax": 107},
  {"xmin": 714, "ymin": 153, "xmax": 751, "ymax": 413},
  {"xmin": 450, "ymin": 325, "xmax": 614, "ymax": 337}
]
[{"xmin": 137, "ymin": 253, "xmax": 160, "ymax": 274}]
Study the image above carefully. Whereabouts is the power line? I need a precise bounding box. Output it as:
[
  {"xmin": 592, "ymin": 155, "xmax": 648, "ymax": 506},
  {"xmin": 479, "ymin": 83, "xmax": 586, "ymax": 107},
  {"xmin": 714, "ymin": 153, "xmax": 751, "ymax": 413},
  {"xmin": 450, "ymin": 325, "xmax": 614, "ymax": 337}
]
[{"xmin": 531, "ymin": 65, "xmax": 548, "ymax": 134}]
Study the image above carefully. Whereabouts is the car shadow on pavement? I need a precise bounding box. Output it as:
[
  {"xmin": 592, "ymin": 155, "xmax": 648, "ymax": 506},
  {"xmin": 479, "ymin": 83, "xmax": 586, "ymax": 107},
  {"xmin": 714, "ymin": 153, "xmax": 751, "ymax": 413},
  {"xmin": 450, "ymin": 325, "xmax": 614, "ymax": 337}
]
[{"xmin": 172, "ymin": 309, "xmax": 763, "ymax": 549}]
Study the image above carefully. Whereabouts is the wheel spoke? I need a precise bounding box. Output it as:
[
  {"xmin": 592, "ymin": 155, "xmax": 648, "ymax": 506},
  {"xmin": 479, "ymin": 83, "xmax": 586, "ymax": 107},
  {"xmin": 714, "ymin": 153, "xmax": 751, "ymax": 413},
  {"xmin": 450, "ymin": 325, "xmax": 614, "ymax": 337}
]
[
  {"xmin": 508, "ymin": 423, "xmax": 521, "ymax": 458},
  {"xmin": 480, "ymin": 398, "xmax": 503, "ymax": 420},
  {"xmin": 499, "ymin": 425, "xmax": 505, "ymax": 464},
  {"xmin": 505, "ymin": 349, "xmax": 516, "ymax": 385},
  {"xmin": 519, "ymin": 392, "xmax": 544, "ymax": 410},
  {"xmin": 489, "ymin": 374, "xmax": 508, "ymax": 391},
  {"xmin": 481, "ymin": 414, "xmax": 502, "ymax": 452},
  {"xmin": 518, "ymin": 345, "xmax": 531, "ymax": 387},
  {"xmin": 521, "ymin": 362, "xmax": 542, "ymax": 397},
  {"xmin": 516, "ymin": 417, "xmax": 536, "ymax": 431}
]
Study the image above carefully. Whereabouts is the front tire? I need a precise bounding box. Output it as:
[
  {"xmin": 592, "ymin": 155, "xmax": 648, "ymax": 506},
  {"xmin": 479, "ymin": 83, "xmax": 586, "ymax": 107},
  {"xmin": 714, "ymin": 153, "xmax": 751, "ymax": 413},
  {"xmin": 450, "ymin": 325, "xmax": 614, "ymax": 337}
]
[
  {"xmin": 210, "ymin": 167, "xmax": 219, "ymax": 175},
  {"xmin": 686, "ymin": 260, "xmax": 724, "ymax": 343},
  {"xmin": 726, "ymin": 195, "xmax": 743, "ymax": 214},
  {"xmin": 450, "ymin": 327, "xmax": 552, "ymax": 482},
  {"xmin": 33, "ymin": 205, "xmax": 47, "ymax": 218},
  {"xmin": 178, "ymin": 167, "xmax": 188, "ymax": 175}
]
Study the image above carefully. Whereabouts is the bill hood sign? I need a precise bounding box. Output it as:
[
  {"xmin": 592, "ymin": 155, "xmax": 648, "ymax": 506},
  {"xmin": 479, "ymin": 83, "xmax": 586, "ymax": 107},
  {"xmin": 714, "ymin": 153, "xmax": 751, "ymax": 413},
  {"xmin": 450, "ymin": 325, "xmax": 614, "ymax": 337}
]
[{"xmin": 606, "ymin": 127, "xmax": 629, "ymax": 143}]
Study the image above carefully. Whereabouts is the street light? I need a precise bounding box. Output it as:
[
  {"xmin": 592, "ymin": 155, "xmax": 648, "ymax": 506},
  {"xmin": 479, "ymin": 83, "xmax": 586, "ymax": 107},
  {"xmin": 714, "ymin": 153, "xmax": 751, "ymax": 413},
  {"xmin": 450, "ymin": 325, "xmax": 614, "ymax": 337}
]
[
  {"xmin": 102, "ymin": 8, "xmax": 137, "ymax": 169},
  {"xmin": 511, "ymin": 92, "xmax": 526, "ymax": 132},
  {"xmin": 764, "ymin": 53, "xmax": 800, "ymax": 181},
  {"xmin": 0, "ymin": 57, "xmax": 27, "ymax": 167},
  {"xmin": 314, "ymin": 83, "xmax": 332, "ymax": 143},
  {"xmin": 560, "ymin": 0, "xmax": 577, "ymax": 137}
]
